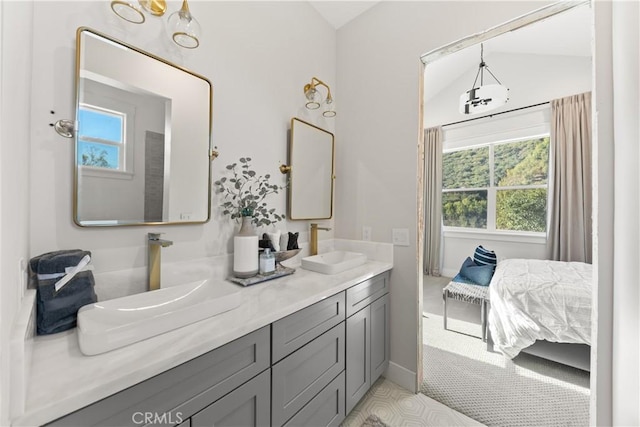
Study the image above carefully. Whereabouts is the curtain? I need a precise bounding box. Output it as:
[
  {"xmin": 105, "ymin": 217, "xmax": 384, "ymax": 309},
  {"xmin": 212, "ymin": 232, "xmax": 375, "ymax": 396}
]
[
  {"xmin": 424, "ymin": 126, "xmax": 443, "ymax": 275},
  {"xmin": 547, "ymin": 92, "xmax": 592, "ymax": 263}
]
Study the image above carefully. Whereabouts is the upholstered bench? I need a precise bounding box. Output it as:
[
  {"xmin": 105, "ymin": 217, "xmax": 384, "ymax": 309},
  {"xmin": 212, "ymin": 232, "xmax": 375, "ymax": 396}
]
[{"xmin": 442, "ymin": 280, "xmax": 490, "ymax": 342}]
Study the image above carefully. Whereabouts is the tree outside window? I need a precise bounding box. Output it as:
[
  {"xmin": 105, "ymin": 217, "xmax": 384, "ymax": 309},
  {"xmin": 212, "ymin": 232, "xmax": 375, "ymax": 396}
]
[{"xmin": 442, "ymin": 136, "xmax": 549, "ymax": 233}]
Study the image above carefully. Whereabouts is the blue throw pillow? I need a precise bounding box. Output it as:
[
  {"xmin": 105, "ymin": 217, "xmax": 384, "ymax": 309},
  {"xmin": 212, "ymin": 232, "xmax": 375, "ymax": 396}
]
[
  {"xmin": 459, "ymin": 256, "xmax": 495, "ymax": 286},
  {"xmin": 474, "ymin": 245, "xmax": 497, "ymax": 267}
]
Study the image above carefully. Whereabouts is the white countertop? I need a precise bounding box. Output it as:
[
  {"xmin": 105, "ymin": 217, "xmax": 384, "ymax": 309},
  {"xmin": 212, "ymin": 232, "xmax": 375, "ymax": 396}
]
[{"xmin": 14, "ymin": 259, "xmax": 392, "ymax": 427}]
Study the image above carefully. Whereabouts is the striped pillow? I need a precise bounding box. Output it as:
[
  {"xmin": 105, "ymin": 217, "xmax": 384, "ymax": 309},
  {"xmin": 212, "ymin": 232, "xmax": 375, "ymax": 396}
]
[{"xmin": 474, "ymin": 245, "xmax": 497, "ymax": 267}]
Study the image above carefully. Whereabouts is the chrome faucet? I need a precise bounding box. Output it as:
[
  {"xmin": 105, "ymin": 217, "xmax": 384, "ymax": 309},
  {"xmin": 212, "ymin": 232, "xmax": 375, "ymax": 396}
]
[
  {"xmin": 310, "ymin": 223, "xmax": 331, "ymax": 256},
  {"xmin": 148, "ymin": 232, "xmax": 173, "ymax": 291}
]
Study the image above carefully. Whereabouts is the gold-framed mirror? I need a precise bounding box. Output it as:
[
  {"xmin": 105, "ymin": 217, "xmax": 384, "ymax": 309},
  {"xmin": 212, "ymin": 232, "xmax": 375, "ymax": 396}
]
[
  {"xmin": 286, "ymin": 118, "xmax": 335, "ymax": 220},
  {"xmin": 74, "ymin": 27, "xmax": 212, "ymax": 226}
]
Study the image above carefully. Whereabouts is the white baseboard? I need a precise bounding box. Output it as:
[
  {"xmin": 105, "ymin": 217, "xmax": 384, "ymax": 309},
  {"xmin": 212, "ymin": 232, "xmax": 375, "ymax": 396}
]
[{"xmin": 384, "ymin": 361, "xmax": 417, "ymax": 393}]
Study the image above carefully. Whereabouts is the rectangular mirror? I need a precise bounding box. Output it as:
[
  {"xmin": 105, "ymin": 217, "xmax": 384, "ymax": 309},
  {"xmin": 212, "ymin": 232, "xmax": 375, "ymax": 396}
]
[
  {"xmin": 288, "ymin": 118, "xmax": 335, "ymax": 220},
  {"xmin": 74, "ymin": 27, "xmax": 212, "ymax": 226}
]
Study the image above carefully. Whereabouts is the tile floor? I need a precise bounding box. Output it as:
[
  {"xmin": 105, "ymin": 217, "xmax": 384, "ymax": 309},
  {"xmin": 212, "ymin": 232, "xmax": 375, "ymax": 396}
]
[{"xmin": 341, "ymin": 377, "xmax": 482, "ymax": 427}]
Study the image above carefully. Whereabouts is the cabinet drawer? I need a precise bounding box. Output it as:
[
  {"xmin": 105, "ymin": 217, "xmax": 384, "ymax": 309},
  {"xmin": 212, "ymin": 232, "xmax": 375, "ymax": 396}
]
[
  {"xmin": 272, "ymin": 323, "xmax": 345, "ymax": 427},
  {"xmin": 48, "ymin": 327, "xmax": 270, "ymax": 427},
  {"xmin": 191, "ymin": 369, "xmax": 270, "ymax": 427},
  {"xmin": 282, "ymin": 371, "xmax": 345, "ymax": 427},
  {"xmin": 346, "ymin": 272, "xmax": 389, "ymax": 317},
  {"xmin": 272, "ymin": 292, "xmax": 345, "ymax": 363}
]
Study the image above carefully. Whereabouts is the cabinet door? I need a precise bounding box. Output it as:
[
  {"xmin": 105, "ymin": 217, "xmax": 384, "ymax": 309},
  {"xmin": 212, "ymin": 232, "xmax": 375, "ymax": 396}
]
[
  {"xmin": 345, "ymin": 306, "xmax": 370, "ymax": 414},
  {"xmin": 370, "ymin": 294, "xmax": 390, "ymax": 383},
  {"xmin": 191, "ymin": 369, "xmax": 270, "ymax": 427}
]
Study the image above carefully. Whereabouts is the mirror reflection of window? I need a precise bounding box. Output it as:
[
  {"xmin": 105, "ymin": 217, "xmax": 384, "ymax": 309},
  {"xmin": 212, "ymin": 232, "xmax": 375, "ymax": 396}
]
[{"xmin": 77, "ymin": 105, "xmax": 126, "ymax": 171}]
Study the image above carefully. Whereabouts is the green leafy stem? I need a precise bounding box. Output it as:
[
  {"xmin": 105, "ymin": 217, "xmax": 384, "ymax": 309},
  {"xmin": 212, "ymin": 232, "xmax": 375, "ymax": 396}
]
[{"xmin": 214, "ymin": 157, "xmax": 287, "ymax": 227}]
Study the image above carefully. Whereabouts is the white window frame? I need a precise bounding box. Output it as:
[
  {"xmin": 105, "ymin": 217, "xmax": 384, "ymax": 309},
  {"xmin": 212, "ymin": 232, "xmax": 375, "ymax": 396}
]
[
  {"xmin": 78, "ymin": 104, "xmax": 125, "ymax": 169},
  {"xmin": 78, "ymin": 101, "xmax": 135, "ymax": 180},
  {"xmin": 442, "ymin": 133, "xmax": 551, "ymax": 240}
]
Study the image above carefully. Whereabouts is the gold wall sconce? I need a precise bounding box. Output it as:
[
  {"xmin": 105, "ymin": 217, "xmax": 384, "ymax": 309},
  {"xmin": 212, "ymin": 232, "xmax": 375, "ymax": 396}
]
[
  {"xmin": 303, "ymin": 77, "xmax": 336, "ymax": 118},
  {"xmin": 110, "ymin": 0, "xmax": 202, "ymax": 49}
]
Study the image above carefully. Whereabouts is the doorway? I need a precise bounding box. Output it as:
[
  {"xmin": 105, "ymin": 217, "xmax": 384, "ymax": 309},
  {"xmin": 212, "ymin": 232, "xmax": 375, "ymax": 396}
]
[{"xmin": 417, "ymin": 2, "xmax": 595, "ymax": 425}]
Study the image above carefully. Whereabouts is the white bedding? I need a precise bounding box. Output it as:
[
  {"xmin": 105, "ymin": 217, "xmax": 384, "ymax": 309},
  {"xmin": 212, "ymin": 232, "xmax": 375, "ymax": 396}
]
[{"xmin": 488, "ymin": 258, "xmax": 592, "ymax": 358}]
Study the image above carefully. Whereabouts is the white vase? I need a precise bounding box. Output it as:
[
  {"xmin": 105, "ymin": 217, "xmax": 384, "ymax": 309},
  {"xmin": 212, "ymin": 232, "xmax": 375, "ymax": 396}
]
[{"xmin": 233, "ymin": 216, "xmax": 258, "ymax": 278}]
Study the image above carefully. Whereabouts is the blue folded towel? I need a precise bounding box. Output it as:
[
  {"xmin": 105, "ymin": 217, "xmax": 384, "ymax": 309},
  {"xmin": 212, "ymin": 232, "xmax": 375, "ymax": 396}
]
[{"xmin": 30, "ymin": 250, "xmax": 97, "ymax": 335}]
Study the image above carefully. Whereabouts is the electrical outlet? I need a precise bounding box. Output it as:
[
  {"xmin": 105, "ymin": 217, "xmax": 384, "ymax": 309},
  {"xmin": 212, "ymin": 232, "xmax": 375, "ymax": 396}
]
[
  {"xmin": 392, "ymin": 228, "xmax": 410, "ymax": 246},
  {"xmin": 362, "ymin": 226, "xmax": 372, "ymax": 241}
]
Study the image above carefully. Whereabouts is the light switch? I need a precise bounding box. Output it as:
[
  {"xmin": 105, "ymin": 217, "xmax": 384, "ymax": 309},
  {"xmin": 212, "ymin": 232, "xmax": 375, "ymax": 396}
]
[{"xmin": 392, "ymin": 228, "xmax": 410, "ymax": 246}]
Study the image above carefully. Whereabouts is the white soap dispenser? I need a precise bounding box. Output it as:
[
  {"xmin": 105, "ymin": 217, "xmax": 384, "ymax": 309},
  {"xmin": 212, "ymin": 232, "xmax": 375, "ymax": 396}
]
[{"xmin": 259, "ymin": 248, "xmax": 276, "ymax": 275}]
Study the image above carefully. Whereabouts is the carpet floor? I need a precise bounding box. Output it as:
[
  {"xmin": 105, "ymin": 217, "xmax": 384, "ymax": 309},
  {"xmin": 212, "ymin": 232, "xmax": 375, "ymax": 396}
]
[{"xmin": 421, "ymin": 313, "xmax": 590, "ymax": 427}]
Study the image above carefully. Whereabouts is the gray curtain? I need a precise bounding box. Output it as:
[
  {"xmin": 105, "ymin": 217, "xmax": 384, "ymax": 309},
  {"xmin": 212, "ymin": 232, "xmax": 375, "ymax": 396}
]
[
  {"xmin": 424, "ymin": 126, "xmax": 443, "ymax": 275},
  {"xmin": 547, "ymin": 92, "xmax": 592, "ymax": 263}
]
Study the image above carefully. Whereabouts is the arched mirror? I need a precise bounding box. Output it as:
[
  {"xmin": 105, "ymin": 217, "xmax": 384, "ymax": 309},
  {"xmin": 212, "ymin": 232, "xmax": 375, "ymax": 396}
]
[{"xmin": 74, "ymin": 27, "xmax": 212, "ymax": 226}]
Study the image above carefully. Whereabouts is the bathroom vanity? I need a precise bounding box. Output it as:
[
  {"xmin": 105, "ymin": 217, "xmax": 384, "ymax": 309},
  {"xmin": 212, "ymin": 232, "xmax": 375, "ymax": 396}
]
[{"xmin": 13, "ymin": 248, "xmax": 392, "ymax": 427}]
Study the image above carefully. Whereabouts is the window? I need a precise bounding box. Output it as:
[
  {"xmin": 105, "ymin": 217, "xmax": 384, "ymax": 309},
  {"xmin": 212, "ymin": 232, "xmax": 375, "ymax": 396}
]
[
  {"xmin": 442, "ymin": 136, "xmax": 549, "ymax": 234},
  {"xmin": 77, "ymin": 105, "xmax": 126, "ymax": 171}
]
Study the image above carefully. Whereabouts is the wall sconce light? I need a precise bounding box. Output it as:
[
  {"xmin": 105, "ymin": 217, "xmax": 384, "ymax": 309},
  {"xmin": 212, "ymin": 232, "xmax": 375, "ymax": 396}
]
[
  {"xmin": 459, "ymin": 43, "xmax": 509, "ymax": 115},
  {"xmin": 304, "ymin": 77, "xmax": 336, "ymax": 118},
  {"xmin": 110, "ymin": 0, "xmax": 201, "ymax": 49}
]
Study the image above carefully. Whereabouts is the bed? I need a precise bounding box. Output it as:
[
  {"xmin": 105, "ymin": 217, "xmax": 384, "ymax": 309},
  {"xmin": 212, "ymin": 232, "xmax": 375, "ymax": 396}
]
[{"xmin": 487, "ymin": 258, "xmax": 592, "ymax": 371}]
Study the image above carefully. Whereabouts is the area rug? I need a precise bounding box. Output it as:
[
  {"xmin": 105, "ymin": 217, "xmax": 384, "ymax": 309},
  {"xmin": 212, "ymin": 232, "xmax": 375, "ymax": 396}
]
[{"xmin": 421, "ymin": 314, "xmax": 590, "ymax": 426}]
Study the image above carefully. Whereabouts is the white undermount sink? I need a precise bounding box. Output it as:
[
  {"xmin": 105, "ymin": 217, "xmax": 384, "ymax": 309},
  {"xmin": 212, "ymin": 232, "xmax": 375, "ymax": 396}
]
[
  {"xmin": 301, "ymin": 251, "xmax": 367, "ymax": 275},
  {"xmin": 77, "ymin": 279, "xmax": 242, "ymax": 356}
]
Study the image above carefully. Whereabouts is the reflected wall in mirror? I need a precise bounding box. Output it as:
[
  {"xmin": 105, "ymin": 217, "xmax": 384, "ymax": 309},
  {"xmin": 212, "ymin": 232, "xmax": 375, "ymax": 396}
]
[
  {"xmin": 74, "ymin": 27, "xmax": 212, "ymax": 226},
  {"xmin": 288, "ymin": 118, "xmax": 334, "ymax": 220}
]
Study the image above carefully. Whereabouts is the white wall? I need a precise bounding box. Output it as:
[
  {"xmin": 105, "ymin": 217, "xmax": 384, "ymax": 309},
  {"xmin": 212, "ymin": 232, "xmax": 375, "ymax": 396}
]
[
  {"xmin": 28, "ymin": 1, "xmax": 336, "ymax": 275},
  {"xmin": 335, "ymin": 0, "xmax": 558, "ymax": 391},
  {"xmin": 0, "ymin": 1, "xmax": 33, "ymax": 425},
  {"xmin": 611, "ymin": 1, "xmax": 639, "ymax": 424}
]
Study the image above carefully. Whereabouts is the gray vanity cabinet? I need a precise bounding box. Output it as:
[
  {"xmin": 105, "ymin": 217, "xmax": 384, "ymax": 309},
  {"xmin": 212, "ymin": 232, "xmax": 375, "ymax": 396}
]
[
  {"xmin": 46, "ymin": 327, "xmax": 270, "ymax": 427},
  {"xmin": 191, "ymin": 369, "xmax": 271, "ymax": 427},
  {"xmin": 45, "ymin": 270, "xmax": 391, "ymax": 427},
  {"xmin": 271, "ymin": 292, "xmax": 346, "ymax": 427},
  {"xmin": 345, "ymin": 272, "xmax": 390, "ymax": 414}
]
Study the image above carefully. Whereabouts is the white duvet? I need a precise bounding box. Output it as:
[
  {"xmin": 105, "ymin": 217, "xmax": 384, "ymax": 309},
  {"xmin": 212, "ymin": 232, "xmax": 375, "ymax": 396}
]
[{"xmin": 488, "ymin": 258, "xmax": 592, "ymax": 358}]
